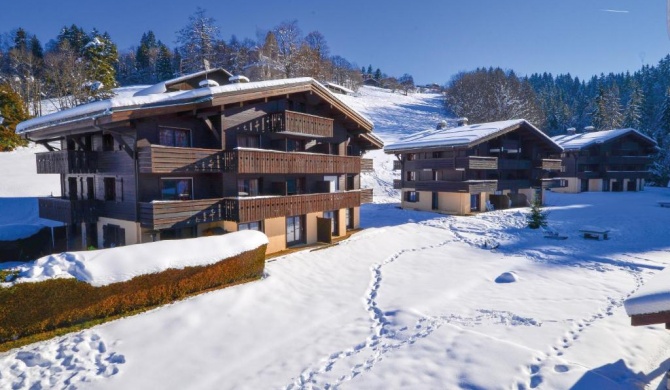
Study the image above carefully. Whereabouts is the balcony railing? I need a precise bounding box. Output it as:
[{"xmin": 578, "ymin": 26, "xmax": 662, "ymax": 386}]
[
  {"xmin": 393, "ymin": 179, "xmax": 402, "ymax": 189},
  {"xmin": 38, "ymin": 197, "xmax": 97, "ymax": 224},
  {"xmin": 222, "ymin": 191, "xmax": 361, "ymax": 223},
  {"xmin": 361, "ymin": 158, "xmax": 374, "ymax": 173},
  {"xmin": 270, "ymin": 110, "xmax": 334, "ymax": 138},
  {"xmin": 393, "ymin": 160, "xmax": 402, "ymax": 170},
  {"xmin": 36, "ymin": 150, "xmax": 98, "ymax": 174},
  {"xmin": 405, "ymin": 156, "xmax": 498, "ymax": 171},
  {"xmin": 361, "ymin": 188, "xmax": 374, "ymax": 204},
  {"xmin": 221, "ymin": 149, "xmax": 360, "ymax": 174},
  {"xmin": 540, "ymin": 159, "xmax": 563, "ymax": 171},
  {"xmin": 138, "ymin": 145, "xmax": 222, "ymax": 173},
  {"xmin": 415, "ymin": 180, "xmax": 497, "ymax": 193},
  {"xmin": 535, "ymin": 178, "xmax": 567, "ymax": 189},
  {"xmin": 139, "ymin": 198, "xmax": 225, "ymax": 230},
  {"xmin": 497, "ymin": 180, "xmax": 532, "ymax": 190}
]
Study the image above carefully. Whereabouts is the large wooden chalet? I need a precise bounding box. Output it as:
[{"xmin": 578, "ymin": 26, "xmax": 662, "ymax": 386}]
[
  {"xmin": 384, "ymin": 119, "xmax": 564, "ymax": 215},
  {"xmin": 18, "ymin": 69, "xmax": 382, "ymax": 254},
  {"xmin": 551, "ymin": 127, "xmax": 658, "ymax": 193}
]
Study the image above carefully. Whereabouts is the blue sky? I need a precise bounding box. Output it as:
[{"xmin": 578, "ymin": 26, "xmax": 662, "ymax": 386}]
[{"xmin": 1, "ymin": 1, "xmax": 668, "ymax": 85}]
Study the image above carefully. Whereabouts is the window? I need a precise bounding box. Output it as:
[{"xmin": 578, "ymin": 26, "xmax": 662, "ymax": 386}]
[
  {"xmin": 406, "ymin": 153, "xmax": 415, "ymax": 161},
  {"xmin": 405, "ymin": 191, "xmax": 419, "ymax": 203},
  {"xmin": 159, "ymin": 127, "xmax": 191, "ymax": 147},
  {"xmin": 238, "ymin": 178, "xmax": 259, "ymax": 196},
  {"xmin": 239, "ymin": 221, "xmax": 262, "ymax": 231},
  {"xmin": 161, "ymin": 178, "xmax": 193, "ymax": 200},
  {"xmin": 238, "ymin": 134, "xmax": 260, "ymax": 148},
  {"xmin": 286, "ymin": 138, "xmax": 305, "ymax": 152},
  {"xmin": 286, "ymin": 177, "xmax": 305, "ymax": 195},
  {"xmin": 286, "ymin": 215, "xmax": 304, "ymax": 246},
  {"xmin": 432, "ymin": 151, "xmax": 442, "ymax": 159},
  {"xmin": 104, "ymin": 178, "xmax": 116, "ymax": 201},
  {"xmin": 102, "ymin": 224, "xmax": 125, "ymax": 248},
  {"xmin": 406, "ymin": 171, "xmax": 416, "ymax": 181}
]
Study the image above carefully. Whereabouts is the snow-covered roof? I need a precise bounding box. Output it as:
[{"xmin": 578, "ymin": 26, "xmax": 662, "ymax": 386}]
[
  {"xmin": 18, "ymin": 77, "xmax": 374, "ymax": 134},
  {"xmin": 552, "ymin": 128, "xmax": 657, "ymax": 151},
  {"xmin": 384, "ymin": 119, "xmax": 556, "ymax": 153},
  {"xmin": 624, "ymin": 266, "xmax": 670, "ymax": 316},
  {"xmin": 325, "ymin": 82, "xmax": 354, "ymax": 94}
]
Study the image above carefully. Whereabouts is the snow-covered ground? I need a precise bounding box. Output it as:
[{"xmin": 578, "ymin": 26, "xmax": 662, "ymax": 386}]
[{"xmin": 1, "ymin": 87, "xmax": 670, "ymax": 389}]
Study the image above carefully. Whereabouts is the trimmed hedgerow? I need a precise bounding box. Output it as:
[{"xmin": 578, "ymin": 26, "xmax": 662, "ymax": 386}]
[{"xmin": 0, "ymin": 244, "xmax": 266, "ymax": 344}]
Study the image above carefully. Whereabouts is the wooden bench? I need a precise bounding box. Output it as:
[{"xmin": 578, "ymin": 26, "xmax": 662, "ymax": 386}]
[
  {"xmin": 579, "ymin": 228, "xmax": 610, "ymax": 240},
  {"xmin": 659, "ymin": 202, "xmax": 670, "ymax": 208}
]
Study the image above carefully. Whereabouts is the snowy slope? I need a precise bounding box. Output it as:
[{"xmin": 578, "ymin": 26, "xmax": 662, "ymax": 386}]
[
  {"xmin": 1, "ymin": 87, "xmax": 670, "ymax": 389},
  {"xmin": 337, "ymin": 87, "xmax": 448, "ymax": 203}
]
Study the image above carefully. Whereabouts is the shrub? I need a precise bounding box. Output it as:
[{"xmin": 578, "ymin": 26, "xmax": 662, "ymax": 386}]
[
  {"xmin": 0, "ymin": 244, "xmax": 266, "ymax": 344},
  {"xmin": 527, "ymin": 196, "xmax": 548, "ymax": 229}
]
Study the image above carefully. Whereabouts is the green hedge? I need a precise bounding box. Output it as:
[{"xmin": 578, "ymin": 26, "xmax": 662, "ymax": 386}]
[{"xmin": 0, "ymin": 244, "xmax": 266, "ymax": 344}]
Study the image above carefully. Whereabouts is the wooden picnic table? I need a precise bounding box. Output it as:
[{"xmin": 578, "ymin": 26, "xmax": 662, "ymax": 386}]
[{"xmin": 579, "ymin": 228, "xmax": 610, "ymax": 240}]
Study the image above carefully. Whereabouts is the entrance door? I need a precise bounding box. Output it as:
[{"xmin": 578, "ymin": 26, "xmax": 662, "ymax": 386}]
[
  {"xmin": 432, "ymin": 192, "xmax": 439, "ymax": 210},
  {"xmin": 470, "ymin": 193, "xmax": 480, "ymax": 212},
  {"xmin": 68, "ymin": 177, "xmax": 78, "ymax": 200},
  {"xmin": 580, "ymin": 179, "xmax": 588, "ymax": 192}
]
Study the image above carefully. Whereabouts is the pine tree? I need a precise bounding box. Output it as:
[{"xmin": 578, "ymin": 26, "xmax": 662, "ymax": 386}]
[
  {"xmin": 82, "ymin": 32, "xmax": 118, "ymax": 99},
  {"xmin": 0, "ymin": 83, "xmax": 29, "ymax": 151},
  {"xmin": 366, "ymin": 65, "xmax": 372, "ymax": 75},
  {"xmin": 623, "ymin": 82, "xmax": 643, "ymax": 129},
  {"xmin": 155, "ymin": 43, "xmax": 174, "ymax": 81},
  {"xmin": 374, "ymin": 68, "xmax": 382, "ymax": 80},
  {"xmin": 527, "ymin": 195, "xmax": 548, "ymax": 229}
]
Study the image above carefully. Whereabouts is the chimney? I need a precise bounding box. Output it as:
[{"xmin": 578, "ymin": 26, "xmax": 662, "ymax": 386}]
[
  {"xmin": 457, "ymin": 117, "xmax": 468, "ymax": 126},
  {"xmin": 229, "ymin": 75, "xmax": 250, "ymax": 84},
  {"xmin": 584, "ymin": 126, "xmax": 596, "ymax": 132},
  {"xmin": 566, "ymin": 127, "xmax": 576, "ymax": 135}
]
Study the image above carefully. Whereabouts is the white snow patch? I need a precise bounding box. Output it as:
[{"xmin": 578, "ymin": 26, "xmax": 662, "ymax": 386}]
[{"xmin": 10, "ymin": 230, "xmax": 268, "ymax": 287}]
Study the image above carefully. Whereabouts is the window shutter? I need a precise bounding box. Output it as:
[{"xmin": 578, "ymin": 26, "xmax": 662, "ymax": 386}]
[
  {"xmin": 415, "ymin": 192, "xmax": 420, "ymax": 202},
  {"xmin": 115, "ymin": 178, "xmax": 124, "ymax": 202}
]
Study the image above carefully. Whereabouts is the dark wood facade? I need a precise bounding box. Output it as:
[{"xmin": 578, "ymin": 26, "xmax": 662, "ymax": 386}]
[
  {"xmin": 385, "ymin": 120, "xmax": 564, "ymax": 213},
  {"xmin": 552, "ymin": 130, "xmax": 657, "ymax": 192},
  {"xmin": 24, "ymin": 72, "xmax": 382, "ymax": 251}
]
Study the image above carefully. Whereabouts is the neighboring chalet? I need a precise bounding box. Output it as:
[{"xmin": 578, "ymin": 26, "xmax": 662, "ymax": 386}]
[
  {"xmin": 384, "ymin": 119, "xmax": 564, "ymax": 215},
  {"xmin": 551, "ymin": 127, "xmax": 658, "ymax": 193},
  {"xmin": 17, "ymin": 69, "xmax": 382, "ymax": 254}
]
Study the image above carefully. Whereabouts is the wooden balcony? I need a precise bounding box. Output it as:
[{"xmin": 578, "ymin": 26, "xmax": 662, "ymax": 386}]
[
  {"xmin": 361, "ymin": 158, "xmax": 374, "ymax": 173},
  {"xmin": 540, "ymin": 159, "xmax": 563, "ymax": 171},
  {"xmin": 393, "ymin": 179, "xmax": 402, "ymax": 189},
  {"xmin": 139, "ymin": 198, "xmax": 225, "ymax": 230},
  {"xmin": 221, "ymin": 149, "xmax": 360, "ymax": 174},
  {"xmin": 361, "ymin": 188, "xmax": 374, "ymax": 204},
  {"xmin": 222, "ymin": 191, "xmax": 361, "ymax": 223},
  {"xmin": 415, "ymin": 180, "xmax": 497, "ymax": 193},
  {"xmin": 393, "ymin": 160, "xmax": 402, "ymax": 170},
  {"xmin": 38, "ymin": 197, "xmax": 97, "ymax": 224},
  {"xmin": 36, "ymin": 150, "xmax": 98, "ymax": 174},
  {"xmin": 606, "ymin": 156, "xmax": 653, "ymax": 165},
  {"xmin": 497, "ymin": 180, "xmax": 532, "ymax": 190},
  {"xmin": 498, "ymin": 159, "xmax": 531, "ymax": 170},
  {"xmin": 405, "ymin": 156, "xmax": 498, "ymax": 171},
  {"xmin": 536, "ymin": 178, "xmax": 567, "ymax": 189},
  {"xmin": 270, "ymin": 110, "xmax": 333, "ymax": 138},
  {"xmin": 577, "ymin": 171, "xmax": 602, "ymax": 179},
  {"xmin": 459, "ymin": 156, "xmax": 498, "ymax": 170},
  {"xmin": 138, "ymin": 145, "xmax": 222, "ymax": 174}
]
